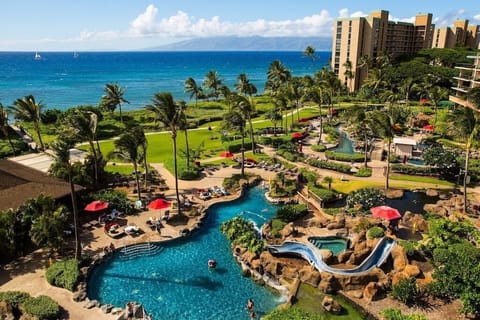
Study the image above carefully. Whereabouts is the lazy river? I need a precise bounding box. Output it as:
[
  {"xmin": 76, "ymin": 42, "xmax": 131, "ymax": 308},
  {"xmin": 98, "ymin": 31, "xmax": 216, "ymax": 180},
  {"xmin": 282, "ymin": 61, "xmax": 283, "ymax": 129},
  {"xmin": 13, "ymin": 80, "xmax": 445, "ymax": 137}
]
[{"xmin": 88, "ymin": 187, "xmax": 284, "ymax": 320}]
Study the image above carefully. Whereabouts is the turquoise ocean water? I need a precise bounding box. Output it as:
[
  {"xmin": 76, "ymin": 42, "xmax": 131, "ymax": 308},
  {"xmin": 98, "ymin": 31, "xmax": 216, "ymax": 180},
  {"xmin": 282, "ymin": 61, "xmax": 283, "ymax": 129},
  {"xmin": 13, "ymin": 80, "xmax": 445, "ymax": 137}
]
[{"xmin": 0, "ymin": 51, "xmax": 330, "ymax": 111}]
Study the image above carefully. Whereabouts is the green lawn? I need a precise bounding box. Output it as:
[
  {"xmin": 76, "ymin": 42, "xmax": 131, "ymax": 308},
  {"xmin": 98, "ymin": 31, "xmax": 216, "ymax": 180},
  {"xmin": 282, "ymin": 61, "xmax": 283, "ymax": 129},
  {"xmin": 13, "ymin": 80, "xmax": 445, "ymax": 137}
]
[{"xmin": 389, "ymin": 174, "xmax": 454, "ymax": 186}]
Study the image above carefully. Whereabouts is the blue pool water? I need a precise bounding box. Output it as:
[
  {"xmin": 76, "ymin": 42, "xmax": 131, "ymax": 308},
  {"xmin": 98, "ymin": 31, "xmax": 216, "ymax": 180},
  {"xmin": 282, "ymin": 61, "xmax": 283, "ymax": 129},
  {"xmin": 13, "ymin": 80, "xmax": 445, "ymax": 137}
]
[
  {"xmin": 332, "ymin": 127, "xmax": 355, "ymax": 155},
  {"xmin": 407, "ymin": 158, "xmax": 425, "ymax": 166},
  {"xmin": 308, "ymin": 236, "xmax": 348, "ymax": 255},
  {"xmin": 88, "ymin": 187, "xmax": 284, "ymax": 320}
]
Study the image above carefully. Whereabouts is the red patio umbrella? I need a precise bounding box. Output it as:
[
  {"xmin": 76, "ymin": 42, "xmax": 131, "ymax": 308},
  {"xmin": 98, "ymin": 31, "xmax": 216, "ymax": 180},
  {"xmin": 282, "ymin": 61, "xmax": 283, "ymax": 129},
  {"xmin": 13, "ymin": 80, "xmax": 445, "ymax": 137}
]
[
  {"xmin": 423, "ymin": 124, "xmax": 434, "ymax": 131},
  {"xmin": 147, "ymin": 198, "xmax": 171, "ymax": 210},
  {"xmin": 219, "ymin": 151, "xmax": 234, "ymax": 158},
  {"xmin": 370, "ymin": 205, "xmax": 401, "ymax": 220},
  {"xmin": 84, "ymin": 200, "xmax": 109, "ymax": 212},
  {"xmin": 291, "ymin": 132, "xmax": 304, "ymax": 139}
]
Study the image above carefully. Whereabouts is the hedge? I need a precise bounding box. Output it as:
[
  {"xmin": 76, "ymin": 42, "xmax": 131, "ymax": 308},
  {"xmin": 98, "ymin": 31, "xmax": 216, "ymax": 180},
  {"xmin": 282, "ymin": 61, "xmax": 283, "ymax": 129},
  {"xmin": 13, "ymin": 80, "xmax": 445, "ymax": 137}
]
[
  {"xmin": 325, "ymin": 150, "xmax": 365, "ymax": 162},
  {"xmin": 354, "ymin": 167, "xmax": 372, "ymax": 177},
  {"xmin": 308, "ymin": 183, "xmax": 337, "ymax": 202},
  {"xmin": 391, "ymin": 164, "xmax": 437, "ymax": 176},
  {"xmin": 311, "ymin": 144, "xmax": 327, "ymax": 152},
  {"xmin": 276, "ymin": 204, "xmax": 308, "ymax": 223},
  {"xmin": 306, "ymin": 158, "xmax": 352, "ymax": 174},
  {"xmin": 0, "ymin": 291, "xmax": 30, "ymax": 307},
  {"xmin": 367, "ymin": 226, "xmax": 385, "ymax": 239},
  {"xmin": 223, "ymin": 139, "xmax": 252, "ymax": 153},
  {"xmin": 276, "ymin": 149, "xmax": 303, "ymax": 162},
  {"xmin": 45, "ymin": 259, "xmax": 79, "ymax": 291},
  {"xmin": 22, "ymin": 295, "xmax": 60, "ymax": 320}
]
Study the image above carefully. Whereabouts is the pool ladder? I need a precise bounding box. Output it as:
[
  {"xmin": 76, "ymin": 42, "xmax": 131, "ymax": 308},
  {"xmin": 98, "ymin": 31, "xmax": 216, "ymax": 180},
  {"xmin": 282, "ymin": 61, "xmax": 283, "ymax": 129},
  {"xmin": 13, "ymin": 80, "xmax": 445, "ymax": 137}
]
[{"xmin": 118, "ymin": 242, "xmax": 163, "ymax": 260}]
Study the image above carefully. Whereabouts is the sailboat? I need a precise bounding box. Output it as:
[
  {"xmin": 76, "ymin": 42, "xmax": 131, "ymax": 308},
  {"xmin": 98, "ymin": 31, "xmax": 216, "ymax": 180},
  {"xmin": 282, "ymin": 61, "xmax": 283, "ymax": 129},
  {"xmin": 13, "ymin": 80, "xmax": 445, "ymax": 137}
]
[
  {"xmin": 34, "ymin": 52, "xmax": 41, "ymax": 60},
  {"xmin": 73, "ymin": 51, "xmax": 79, "ymax": 58}
]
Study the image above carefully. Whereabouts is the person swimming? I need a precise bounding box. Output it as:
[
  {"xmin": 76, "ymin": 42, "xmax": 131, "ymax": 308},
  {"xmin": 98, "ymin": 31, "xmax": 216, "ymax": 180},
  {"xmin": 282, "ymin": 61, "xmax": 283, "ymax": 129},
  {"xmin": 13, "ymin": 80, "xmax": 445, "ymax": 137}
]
[
  {"xmin": 247, "ymin": 298, "xmax": 254, "ymax": 311},
  {"xmin": 208, "ymin": 259, "xmax": 217, "ymax": 268}
]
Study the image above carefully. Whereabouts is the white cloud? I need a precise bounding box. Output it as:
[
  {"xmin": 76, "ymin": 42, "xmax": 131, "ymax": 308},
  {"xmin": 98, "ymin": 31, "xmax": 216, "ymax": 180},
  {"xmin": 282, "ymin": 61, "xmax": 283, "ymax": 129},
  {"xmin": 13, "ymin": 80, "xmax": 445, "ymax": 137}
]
[
  {"xmin": 434, "ymin": 9, "xmax": 467, "ymax": 27},
  {"xmin": 337, "ymin": 8, "xmax": 367, "ymax": 19},
  {"xmin": 389, "ymin": 15, "xmax": 415, "ymax": 24},
  {"xmin": 473, "ymin": 14, "xmax": 480, "ymax": 21},
  {"xmin": 127, "ymin": 5, "xmax": 334, "ymax": 38}
]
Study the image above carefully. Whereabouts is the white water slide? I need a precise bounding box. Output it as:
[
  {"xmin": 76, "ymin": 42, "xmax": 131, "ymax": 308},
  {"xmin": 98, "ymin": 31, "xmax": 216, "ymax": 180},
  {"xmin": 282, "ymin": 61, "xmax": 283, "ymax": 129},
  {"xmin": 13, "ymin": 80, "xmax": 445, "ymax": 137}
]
[{"xmin": 268, "ymin": 237, "xmax": 395, "ymax": 276}]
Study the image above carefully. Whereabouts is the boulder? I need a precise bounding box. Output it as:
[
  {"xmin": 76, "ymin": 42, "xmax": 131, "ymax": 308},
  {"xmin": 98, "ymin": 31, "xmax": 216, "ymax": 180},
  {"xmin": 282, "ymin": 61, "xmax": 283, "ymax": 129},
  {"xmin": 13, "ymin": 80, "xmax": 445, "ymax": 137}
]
[
  {"xmin": 299, "ymin": 266, "xmax": 321, "ymax": 287},
  {"xmin": 390, "ymin": 244, "xmax": 408, "ymax": 271},
  {"xmin": 73, "ymin": 289, "xmax": 87, "ymax": 302},
  {"xmin": 234, "ymin": 245, "xmax": 248, "ymax": 255},
  {"xmin": 417, "ymin": 272, "xmax": 434, "ymax": 286},
  {"xmin": 0, "ymin": 301, "xmax": 14, "ymax": 320},
  {"xmin": 326, "ymin": 222, "xmax": 344, "ymax": 230},
  {"xmin": 318, "ymin": 272, "xmax": 339, "ymax": 293},
  {"xmin": 385, "ymin": 189, "xmax": 404, "ymax": 199},
  {"xmin": 404, "ymin": 264, "xmax": 421, "ymax": 278},
  {"xmin": 321, "ymin": 296, "xmax": 343, "ymax": 314},
  {"xmin": 337, "ymin": 250, "xmax": 353, "ymax": 264},
  {"xmin": 347, "ymin": 247, "xmax": 371, "ymax": 265},
  {"xmin": 363, "ymin": 282, "xmax": 381, "ymax": 301},
  {"xmin": 111, "ymin": 307, "xmax": 123, "ymax": 315},
  {"xmin": 346, "ymin": 289, "xmax": 363, "ymax": 299},
  {"xmin": 280, "ymin": 222, "xmax": 296, "ymax": 238},
  {"xmin": 320, "ymin": 249, "xmax": 335, "ymax": 265},
  {"xmin": 426, "ymin": 189, "xmax": 438, "ymax": 197},
  {"xmin": 366, "ymin": 237, "xmax": 380, "ymax": 249},
  {"xmin": 242, "ymin": 251, "xmax": 258, "ymax": 265},
  {"xmin": 84, "ymin": 300, "xmax": 100, "ymax": 309},
  {"xmin": 339, "ymin": 273, "xmax": 380, "ymax": 291},
  {"xmin": 391, "ymin": 272, "xmax": 409, "ymax": 286},
  {"xmin": 101, "ymin": 304, "xmax": 113, "ymax": 314},
  {"xmin": 411, "ymin": 215, "xmax": 428, "ymax": 233}
]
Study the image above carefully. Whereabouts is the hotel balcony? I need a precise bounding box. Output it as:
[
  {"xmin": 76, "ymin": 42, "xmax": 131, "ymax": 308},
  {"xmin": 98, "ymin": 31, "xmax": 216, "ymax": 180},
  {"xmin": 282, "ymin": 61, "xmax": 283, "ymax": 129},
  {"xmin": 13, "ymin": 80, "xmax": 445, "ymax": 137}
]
[{"xmin": 449, "ymin": 95, "xmax": 479, "ymax": 111}]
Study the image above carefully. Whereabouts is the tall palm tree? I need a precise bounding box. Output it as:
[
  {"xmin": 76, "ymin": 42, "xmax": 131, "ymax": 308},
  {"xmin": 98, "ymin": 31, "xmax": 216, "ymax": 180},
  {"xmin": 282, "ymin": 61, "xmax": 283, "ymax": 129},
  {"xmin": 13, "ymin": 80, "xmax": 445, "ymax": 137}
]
[
  {"xmin": 0, "ymin": 103, "xmax": 16, "ymax": 155},
  {"xmin": 177, "ymin": 101, "xmax": 191, "ymax": 170},
  {"xmin": 303, "ymin": 46, "xmax": 317, "ymax": 64},
  {"xmin": 223, "ymin": 109, "xmax": 246, "ymax": 175},
  {"xmin": 372, "ymin": 111, "xmax": 395, "ymax": 190},
  {"xmin": 318, "ymin": 69, "xmax": 341, "ymax": 121},
  {"xmin": 184, "ymin": 77, "xmax": 202, "ymax": 110},
  {"xmin": 235, "ymin": 73, "xmax": 257, "ymax": 97},
  {"xmin": 399, "ymin": 77, "xmax": 419, "ymax": 107},
  {"xmin": 427, "ymin": 86, "xmax": 449, "ymax": 129},
  {"xmin": 234, "ymin": 95, "xmax": 256, "ymax": 153},
  {"xmin": 114, "ymin": 129, "xmax": 143, "ymax": 200},
  {"xmin": 346, "ymin": 108, "xmax": 374, "ymax": 168},
  {"xmin": 49, "ymin": 139, "xmax": 81, "ymax": 260},
  {"xmin": 131, "ymin": 126, "xmax": 149, "ymax": 187},
  {"xmin": 265, "ymin": 106, "xmax": 282, "ymax": 136},
  {"xmin": 343, "ymin": 59, "xmax": 355, "ymax": 93},
  {"xmin": 100, "ymin": 83, "xmax": 129, "ymax": 124},
  {"xmin": 203, "ymin": 70, "xmax": 223, "ymax": 101},
  {"xmin": 146, "ymin": 92, "xmax": 182, "ymax": 213},
  {"xmin": 10, "ymin": 95, "xmax": 44, "ymax": 150},
  {"xmin": 306, "ymin": 85, "xmax": 327, "ymax": 144},
  {"xmin": 266, "ymin": 60, "xmax": 291, "ymax": 97}
]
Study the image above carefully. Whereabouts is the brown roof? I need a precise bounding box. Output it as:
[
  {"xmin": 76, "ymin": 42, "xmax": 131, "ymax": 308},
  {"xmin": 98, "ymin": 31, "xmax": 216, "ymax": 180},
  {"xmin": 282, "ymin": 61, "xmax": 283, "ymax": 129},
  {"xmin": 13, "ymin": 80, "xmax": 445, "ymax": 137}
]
[{"xmin": 0, "ymin": 159, "xmax": 83, "ymax": 211}]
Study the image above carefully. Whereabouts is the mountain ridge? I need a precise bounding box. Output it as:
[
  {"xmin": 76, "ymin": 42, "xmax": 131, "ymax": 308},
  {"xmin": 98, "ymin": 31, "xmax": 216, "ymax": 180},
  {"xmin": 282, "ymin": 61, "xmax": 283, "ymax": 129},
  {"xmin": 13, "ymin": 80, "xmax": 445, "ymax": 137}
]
[{"xmin": 144, "ymin": 36, "xmax": 332, "ymax": 51}]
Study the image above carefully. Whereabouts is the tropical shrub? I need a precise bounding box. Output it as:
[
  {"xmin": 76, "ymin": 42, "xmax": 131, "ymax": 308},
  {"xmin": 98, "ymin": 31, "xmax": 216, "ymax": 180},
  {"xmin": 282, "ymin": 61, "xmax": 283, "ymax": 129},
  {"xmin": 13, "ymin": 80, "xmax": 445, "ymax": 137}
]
[
  {"xmin": 276, "ymin": 204, "xmax": 308, "ymax": 223},
  {"xmin": 392, "ymin": 277, "xmax": 418, "ymax": 304},
  {"xmin": 94, "ymin": 189, "xmax": 134, "ymax": 215},
  {"xmin": 325, "ymin": 151, "xmax": 364, "ymax": 162},
  {"xmin": 346, "ymin": 187, "xmax": 385, "ymax": 211},
  {"xmin": 179, "ymin": 167, "xmax": 200, "ymax": 180},
  {"xmin": 22, "ymin": 295, "xmax": 60, "ymax": 320},
  {"xmin": 221, "ymin": 217, "xmax": 266, "ymax": 254},
  {"xmin": 263, "ymin": 306, "xmax": 325, "ymax": 320},
  {"xmin": 381, "ymin": 308, "xmax": 427, "ymax": 320},
  {"xmin": 224, "ymin": 139, "xmax": 252, "ymax": 153},
  {"xmin": 399, "ymin": 240, "xmax": 418, "ymax": 257},
  {"xmin": 367, "ymin": 226, "xmax": 385, "ymax": 239},
  {"xmin": 307, "ymin": 184, "xmax": 337, "ymax": 203},
  {"xmin": 390, "ymin": 164, "xmax": 437, "ymax": 176},
  {"xmin": 311, "ymin": 144, "xmax": 327, "ymax": 152},
  {"xmin": 0, "ymin": 291, "xmax": 30, "ymax": 307},
  {"xmin": 306, "ymin": 158, "xmax": 352, "ymax": 174},
  {"xmin": 353, "ymin": 167, "xmax": 372, "ymax": 177},
  {"xmin": 45, "ymin": 259, "xmax": 79, "ymax": 291},
  {"xmin": 276, "ymin": 149, "xmax": 303, "ymax": 162},
  {"xmin": 353, "ymin": 217, "xmax": 374, "ymax": 232}
]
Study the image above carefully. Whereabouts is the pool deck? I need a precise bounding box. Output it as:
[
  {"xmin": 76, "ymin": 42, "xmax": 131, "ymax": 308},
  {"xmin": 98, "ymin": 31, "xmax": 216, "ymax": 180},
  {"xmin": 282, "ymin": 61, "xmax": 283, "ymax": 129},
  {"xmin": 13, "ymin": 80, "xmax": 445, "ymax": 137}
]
[{"xmin": 0, "ymin": 165, "xmax": 278, "ymax": 320}]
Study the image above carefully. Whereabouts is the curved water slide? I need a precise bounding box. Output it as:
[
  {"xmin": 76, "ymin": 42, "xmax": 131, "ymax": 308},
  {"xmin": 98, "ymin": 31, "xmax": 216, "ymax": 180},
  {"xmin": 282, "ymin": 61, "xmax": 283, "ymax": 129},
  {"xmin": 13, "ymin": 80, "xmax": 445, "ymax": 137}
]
[{"xmin": 268, "ymin": 237, "xmax": 395, "ymax": 276}]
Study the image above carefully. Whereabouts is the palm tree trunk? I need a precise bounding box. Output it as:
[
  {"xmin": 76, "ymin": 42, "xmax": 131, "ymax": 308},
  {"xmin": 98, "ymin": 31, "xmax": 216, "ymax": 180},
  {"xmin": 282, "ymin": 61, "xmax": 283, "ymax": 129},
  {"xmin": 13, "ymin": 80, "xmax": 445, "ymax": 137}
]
[
  {"xmin": 184, "ymin": 129, "xmax": 190, "ymax": 170},
  {"xmin": 34, "ymin": 121, "xmax": 44, "ymax": 150},
  {"xmin": 172, "ymin": 134, "xmax": 181, "ymax": 215},
  {"xmin": 69, "ymin": 175, "xmax": 81, "ymax": 260},
  {"xmin": 290, "ymin": 106, "xmax": 294, "ymax": 131},
  {"xmin": 241, "ymin": 130, "xmax": 245, "ymax": 176},
  {"xmin": 143, "ymin": 145, "xmax": 149, "ymax": 188},
  {"xmin": 88, "ymin": 141, "xmax": 98, "ymax": 185},
  {"xmin": 247, "ymin": 115, "xmax": 255, "ymax": 153},
  {"xmin": 385, "ymin": 140, "xmax": 391, "ymax": 190},
  {"xmin": 463, "ymin": 146, "xmax": 470, "ymax": 214},
  {"xmin": 317, "ymin": 104, "xmax": 323, "ymax": 145},
  {"xmin": 133, "ymin": 162, "xmax": 142, "ymax": 201},
  {"xmin": 119, "ymin": 103, "xmax": 123, "ymax": 125},
  {"xmin": 296, "ymin": 101, "xmax": 300, "ymax": 121},
  {"xmin": 7, "ymin": 135, "xmax": 16, "ymax": 155},
  {"xmin": 364, "ymin": 130, "xmax": 368, "ymax": 168}
]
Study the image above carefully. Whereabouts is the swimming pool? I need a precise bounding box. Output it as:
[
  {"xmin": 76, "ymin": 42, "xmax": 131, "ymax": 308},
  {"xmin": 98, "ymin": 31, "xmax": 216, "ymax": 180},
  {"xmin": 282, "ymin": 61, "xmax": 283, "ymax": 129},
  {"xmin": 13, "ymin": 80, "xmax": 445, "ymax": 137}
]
[
  {"xmin": 308, "ymin": 236, "xmax": 348, "ymax": 255},
  {"xmin": 88, "ymin": 187, "xmax": 284, "ymax": 319}
]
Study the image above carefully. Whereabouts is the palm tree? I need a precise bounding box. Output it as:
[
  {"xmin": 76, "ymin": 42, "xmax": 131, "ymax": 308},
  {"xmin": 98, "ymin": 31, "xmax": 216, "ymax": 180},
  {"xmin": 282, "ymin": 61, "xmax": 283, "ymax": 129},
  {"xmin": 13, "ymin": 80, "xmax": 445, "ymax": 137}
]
[
  {"xmin": 306, "ymin": 86, "xmax": 327, "ymax": 144},
  {"xmin": 343, "ymin": 59, "xmax": 355, "ymax": 93},
  {"xmin": 399, "ymin": 77, "xmax": 419, "ymax": 107},
  {"xmin": 177, "ymin": 101, "xmax": 191, "ymax": 170},
  {"xmin": 223, "ymin": 109, "xmax": 246, "ymax": 175},
  {"xmin": 372, "ymin": 111, "xmax": 395, "ymax": 190},
  {"xmin": 30, "ymin": 202, "xmax": 68, "ymax": 252},
  {"xmin": 131, "ymin": 126, "xmax": 149, "ymax": 187},
  {"xmin": 265, "ymin": 106, "xmax": 282, "ymax": 136},
  {"xmin": 184, "ymin": 77, "xmax": 202, "ymax": 110},
  {"xmin": 203, "ymin": 70, "xmax": 223, "ymax": 101},
  {"xmin": 234, "ymin": 95, "xmax": 256, "ymax": 153},
  {"xmin": 0, "ymin": 103, "xmax": 16, "ymax": 155},
  {"xmin": 10, "ymin": 95, "xmax": 45, "ymax": 150},
  {"xmin": 318, "ymin": 69, "xmax": 341, "ymax": 121},
  {"xmin": 303, "ymin": 46, "xmax": 317, "ymax": 65},
  {"xmin": 235, "ymin": 73, "xmax": 257, "ymax": 97},
  {"xmin": 100, "ymin": 83, "xmax": 129, "ymax": 124},
  {"xmin": 346, "ymin": 108, "xmax": 374, "ymax": 168},
  {"xmin": 114, "ymin": 129, "xmax": 143, "ymax": 200},
  {"xmin": 266, "ymin": 60, "xmax": 291, "ymax": 97},
  {"xmin": 322, "ymin": 176, "xmax": 333, "ymax": 190},
  {"xmin": 427, "ymin": 86, "xmax": 449, "ymax": 129},
  {"xmin": 49, "ymin": 139, "xmax": 82, "ymax": 260},
  {"xmin": 146, "ymin": 92, "xmax": 182, "ymax": 212}
]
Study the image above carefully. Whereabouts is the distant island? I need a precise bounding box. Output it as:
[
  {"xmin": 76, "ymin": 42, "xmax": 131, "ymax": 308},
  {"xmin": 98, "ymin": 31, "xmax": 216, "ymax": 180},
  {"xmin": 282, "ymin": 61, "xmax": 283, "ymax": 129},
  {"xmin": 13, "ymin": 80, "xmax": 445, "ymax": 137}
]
[{"xmin": 144, "ymin": 36, "xmax": 332, "ymax": 51}]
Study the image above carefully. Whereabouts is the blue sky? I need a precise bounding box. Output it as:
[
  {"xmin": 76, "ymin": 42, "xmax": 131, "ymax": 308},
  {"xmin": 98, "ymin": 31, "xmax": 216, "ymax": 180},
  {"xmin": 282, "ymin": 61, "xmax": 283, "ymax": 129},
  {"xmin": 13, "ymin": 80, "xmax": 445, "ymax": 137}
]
[{"xmin": 0, "ymin": 0, "xmax": 478, "ymax": 51}]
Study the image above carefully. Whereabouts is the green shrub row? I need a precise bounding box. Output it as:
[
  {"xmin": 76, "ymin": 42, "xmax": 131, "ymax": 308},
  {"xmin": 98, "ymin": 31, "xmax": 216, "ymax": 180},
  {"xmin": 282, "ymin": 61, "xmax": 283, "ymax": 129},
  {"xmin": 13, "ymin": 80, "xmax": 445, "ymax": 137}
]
[
  {"xmin": 306, "ymin": 158, "xmax": 352, "ymax": 174},
  {"xmin": 223, "ymin": 139, "xmax": 252, "ymax": 153},
  {"xmin": 307, "ymin": 183, "xmax": 337, "ymax": 203},
  {"xmin": 179, "ymin": 167, "xmax": 200, "ymax": 180},
  {"xmin": 367, "ymin": 226, "xmax": 385, "ymax": 239},
  {"xmin": 258, "ymin": 136, "xmax": 291, "ymax": 147},
  {"xmin": 391, "ymin": 164, "xmax": 437, "ymax": 176},
  {"xmin": 276, "ymin": 149, "xmax": 303, "ymax": 162},
  {"xmin": 353, "ymin": 167, "xmax": 372, "ymax": 177},
  {"xmin": 45, "ymin": 259, "xmax": 79, "ymax": 292},
  {"xmin": 311, "ymin": 144, "xmax": 327, "ymax": 152},
  {"xmin": 325, "ymin": 151, "xmax": 365, "ymax": 162}
]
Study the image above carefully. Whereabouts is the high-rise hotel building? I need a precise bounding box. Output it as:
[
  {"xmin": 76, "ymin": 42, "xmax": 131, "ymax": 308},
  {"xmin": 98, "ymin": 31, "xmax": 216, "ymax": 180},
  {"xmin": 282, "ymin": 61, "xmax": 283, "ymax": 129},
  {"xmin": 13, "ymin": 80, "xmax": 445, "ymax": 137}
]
[
  {"xmin": 332, "ymin": 10, "xmax": 480, "ymax": 92},
  {"xmin": 449, "ymin": 54, "xmax": 480, "ymax": 110}
]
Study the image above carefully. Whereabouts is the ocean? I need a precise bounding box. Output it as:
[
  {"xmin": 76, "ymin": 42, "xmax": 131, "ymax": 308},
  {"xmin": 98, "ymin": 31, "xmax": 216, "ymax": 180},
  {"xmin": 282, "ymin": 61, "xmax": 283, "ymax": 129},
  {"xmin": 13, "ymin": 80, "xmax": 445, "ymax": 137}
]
[{"xmin": 0, "ymin": 51, "xmax": 331, "ymax": 111}]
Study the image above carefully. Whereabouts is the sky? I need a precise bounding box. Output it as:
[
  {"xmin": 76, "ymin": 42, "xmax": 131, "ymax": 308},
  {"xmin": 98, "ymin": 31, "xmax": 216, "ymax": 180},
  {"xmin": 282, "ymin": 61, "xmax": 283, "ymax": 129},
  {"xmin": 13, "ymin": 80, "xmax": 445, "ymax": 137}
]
[{"xmin": 0, "ymin": 0, "xmax": 479, "ymax": 51}]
